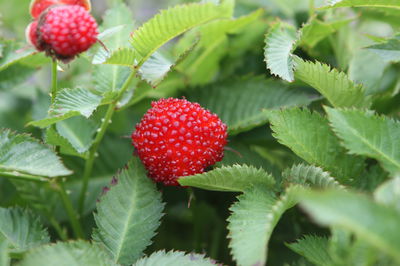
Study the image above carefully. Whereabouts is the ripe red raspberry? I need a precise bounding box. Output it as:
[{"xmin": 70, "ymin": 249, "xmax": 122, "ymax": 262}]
[
  {"xmin": 30, "ymin": 0, "xmax": 91, "ymax": 18},
  {"xmin": 30, "ymin": 5, "xmax": 98, "ymax": 60},
  {"xmin": 132, "ymin": 98, "xmax": 228, "ymax": 186}
]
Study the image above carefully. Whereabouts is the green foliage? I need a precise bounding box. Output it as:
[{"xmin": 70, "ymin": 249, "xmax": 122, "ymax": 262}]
[
  {"xmin": 374, "ymin": 177, "xmax": 400, "ymax": 212},
  {"xmin": 2, "ymin": 0, "xmax": 400, "ymax": 265},
  {"xmin": 130, "ymin": 0, "xmax": 233, "ymax": 65},
  {"xmin": 28, "ymin": 88, "xmax": 103, "ymax": 128},
  {"xmin": 287, "ymin": 235, "xmax": 333, "ymax": 266},
  {"xmin": 186, "ymin": 76, "xmax": 316, "ymax": 135},
  {"xmin": 93, "ymin": 158, "xmax": 165, "ymax": 265},
  {"xmin": 326, "ymin": 108, "xmax": 400, "ymax": 176},
  {"xmin": 19, "ymin": 241, "xmax": 115, "ymax": 266},
  {"xmin": 367, "ymin": 35, "xmax": 400, "ymax": 63},
  {"xmin": 0, "ymin": 129, "xmax": 72, "ymax": 179},
  {"xmin": 264, "ymin": 21, "xmax": 298, "ymax": 82},
  {"xmin": 294, "ymin": 57, "xmax": 368, "ymax": 108},
  {"xmin": 133, "ymin": 250, "xmax": 216, "ymax": 266},
  {"xmin": 228, "ymin": 186, "xmax": 298, "ymax": 265},
  {"xmin": 266, "ymin": 108, "xmax": 364, "ymax": 182},
  {"xmin": 179, "ymin": 164, "xmax": 275, "ymax": 192},
  {"xmin": 319, "ymin": 0, "xmax": 400, "ymax": 9},
  {"xmin": 282, "ymin": 164, "xmax": 344, "ymax": 189},
  {"xmin": 0, "ymin": 207, "xmax": 49, "ymax": 253},
  {"xmin": 297, "ymin": 189, "xmax": 400, "ymax": 263}
]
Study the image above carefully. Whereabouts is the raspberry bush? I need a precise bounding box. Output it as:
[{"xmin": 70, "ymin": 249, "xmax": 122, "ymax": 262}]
[{"xmin": 1, "ymin": 0, "xmax": 400, "ymax": 265}]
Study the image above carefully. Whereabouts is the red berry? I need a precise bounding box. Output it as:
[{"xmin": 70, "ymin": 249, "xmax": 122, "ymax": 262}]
[
  {"xmin": 30, "ymin": 0, "xmax": 91, "ymax": 18},
  {"xmin": 132, "ymin": 98, "xmax": 228, "ymax": 186},
  {"xmin": 26, "ymin": 21, "xmax": 42, "ymax": 51},
  {"xmin": 32, "ymin": 5, "xmax": 98, "ymax": 60}
]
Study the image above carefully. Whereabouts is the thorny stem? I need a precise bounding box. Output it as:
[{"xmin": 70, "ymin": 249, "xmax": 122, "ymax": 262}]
[
  {"xmin": 50, "ymin": 60, "xmax": 84, "ymax": 238},
  {"xmin": 78, "ymin": 69, "xmax": 137, "ymax": 215},
  {"xmin": 51, "ymin": 60, "xmax": 58, "ymax": 102},
  {"xmin": 56, "ymin": 181, "xmax": 84, "ymax": 238}
]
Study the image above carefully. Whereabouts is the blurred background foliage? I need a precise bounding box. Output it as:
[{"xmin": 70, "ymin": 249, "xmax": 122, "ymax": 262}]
[{"xmin": 1, "ymin": 0, "xmax": 400, "ymax": 265}]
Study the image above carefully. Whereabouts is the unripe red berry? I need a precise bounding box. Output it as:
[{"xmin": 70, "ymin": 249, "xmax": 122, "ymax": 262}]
[
  {"xmin": 132, "ymin": 98, "xmax": 228, "ymax": 186},
  {"xmin": 28, "ymin": 5, "xmax": 98, "ymax": 61}
]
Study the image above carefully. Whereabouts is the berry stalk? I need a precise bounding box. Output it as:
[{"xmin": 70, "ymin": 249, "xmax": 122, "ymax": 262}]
[
  {"xmin": 49, "ymin": 59, "xmax": 85, "ymax": 239},
  {"xmin": 78, "ymin": 69, "xmax": 137, "ymax": 215}
]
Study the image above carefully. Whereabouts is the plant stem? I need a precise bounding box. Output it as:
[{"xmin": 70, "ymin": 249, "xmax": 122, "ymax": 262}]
[
  {"xmin": 57, "ymin": 182, "xmax": 84, "ymax": 238},
  {"xmin": 47, "ymin": 213, "xmax": 68, "ymax": 241},
  {"xmin": 78, "ymin": 70, "xmax": 137, "ymax": 215},
  {"xmin": 51, "ymin": 60, "xmax": 58, "ymax": 102},
  {"xmin": 309, "ymin": 0, "xmax": 315, "ymax": 17}
]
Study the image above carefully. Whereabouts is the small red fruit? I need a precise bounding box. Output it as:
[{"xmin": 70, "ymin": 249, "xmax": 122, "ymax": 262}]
[
  {"xmin": 132, "ymin": 98, "xmax": 228, "ymax": 186},
  {"xmin": 30, "ymin": 0, "xmax": 91, "ymax": 18},
  {"xmin": 28, "ymin": 5, "xmax": 98, "ymax": 61}
]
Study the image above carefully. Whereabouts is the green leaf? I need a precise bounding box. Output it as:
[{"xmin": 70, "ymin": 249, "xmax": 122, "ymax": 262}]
[
  {"xmin": 45, "ymin": 127, "xmax": 87, "ymax": 159},
  {"xmin": 186, "ymin": 76, "xmax": 317, "ymax": 135},
  {"xmin": 178, "ymin": 164, "xmax": 275, "ymax": 192},
  {"xmin": 366, "ymin": 35, "xmax": 400, "ymax": 63},
  {"xmin": 130, "ymin": 0, "xmax": 233, "ymax": 65},
  {"xmin": 283, "ymin": 164, "xmax": 345, "ymax": 189},
  {"xmin": 374, "ymin": 177, "xmax": 400, "ymax": 212},
  {"xmin": 0, "ymin": 207, "xmax": 49, "ymax": 253},
  {"xmin": 264, "ymin": 21, "xmax": 298, "ymax": 82},
  {"xmin": 298, "ymin": 189, "xmax": 400, "ymax": 264},
  {"xmin": 19, "ymin": 241, "xmax": 115, "ymax": 266},
  {"xmin": 287, "ymin": 235, "xmax": 333, "ymax": 266},
  {"xmin": 133, "ymin": 250, "xmax": 217, "ymax": 266},
  {"xmin": 319, "ymin": 0, "xmax": 400, "ymax": 10},
  {"xmin": 228, "ymin": 186, "xmax": 298, "ymax": 266},
  {"xmin": 299, "ymin": 17, "xmax": 352, "ymax": 49},
  {"xmin": 294, "ymin": 57, "xmax": 368, "ymax": 108},
  {"xmin": 94, "ymin": 47, "xmax": 140, "ymax": 66},
  {"xmin": 325, "ymin": 108, "xmax": 400, "ymax": 176},
  {"xmin": 0, "ymin": 238, "xmax": 10, "ymax": 266},
  {"xmin": 177, "ymin": 9, "xmax": 263, "ymax": 85},
  {"xmin": 28, "ymin": 88, "xmax": 103, "ymax": 128},
  {"xmin": 0, "ymin": 129, "xmax": 72, "ymax": 178},
  {"xmin": 93, "ymin": 158, "xmax": 165, "ymax": 265},
  {"xmin": 55, "ymin": 116, "xmax": 97, "ymax": 154},
  {"xmin": 266, "ymin": 108, "xmax": 364, "ymax": 182}
]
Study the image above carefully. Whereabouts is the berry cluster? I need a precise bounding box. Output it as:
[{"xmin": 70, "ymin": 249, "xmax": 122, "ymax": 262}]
[
  {"xmin": 27, "ymin": 0, "xmax": 98, "ymax": 61},
  {"xmin": 132, "ymin": 98, "xmax": 228, "ymax": 186}
]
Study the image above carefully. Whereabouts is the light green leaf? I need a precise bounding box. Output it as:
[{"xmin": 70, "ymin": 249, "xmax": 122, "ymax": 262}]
[
  {"xmin": 55, "ymin": 116, "xmax": 97, "ymax": 154},
  {"xmin": 0, "ymin": 129, "xmax": 72, "ymax": 178},
  {"xmin": 298, "ymin": 189, "xmax": 400, "ymax": 264},
  {"xmin": 264, "ymin": 21, "xmax": 298, "ymax": 82},
  {"xmin": 0, "ymin": 238, "xmax": 10, "ymax": 266},
  {"xmin": 287, "ymin": 235, "xmax": 333, "ymax": 266},
  {"xmin": 299, "ymin": 17, "xmax": 352, "ymax": 49},
  {"xmin": 0, "ymin": 207, "xmax": 49, "ymax": 253},
  {"xmin": 133, "ymin": 250, "xmax": 216, "ymax": 266},
  {"xmin": 94, "ymin": 47, "xmax": 140, "ymax": 66},
  {"xmin": 319, "ymin": 0, "xmax": 400, "ymax": 10},
  {"xmin": 178, "ymin": 9, "xmax": 263, "ymax": 85},
  {"xmin": 266, "ymin": 108, "xmax": 364, "ymax": 182},
  {"xmin": 92, "ymin": 3, "xmax": 140, "ymax": 97},
  {"xmin": 28, "ymin": 88, "xmax": 102, "ymax": 128},
  {"xmin": 45, "ymin": 127, "xmax": 87, "ymax": 159},
  {"xmin": 178, "ymin": 164, "xmax": 275, "ymax": 192},
  {"xmin": 228, "ymin": 186, "xmax": 298, "ymax": 266},
  {"xmin": 19, "ymin": 241, "xmax": 115, "ymax": 266},
  {"xmin": 294, "ymin": 57, "xmax": 368, "ymax": 108},
  {"xmin": 186, "ymin": 76, "xmax": 317, "ymax": 135},
  {"xmin": 367, "ymin": 35, "xmax": 400, "ymax": 63},
  {"xmin": 93, "ymin": 158, "xmax": 165, "ymax": 265},
  {"xmin": 283, "ymin": 164, "xmax": 345, "ymax": 189},
  {"xmin": 325, "ymin": 108, "xmax": 400, "ymax": 176},
  {"xmin": 130, "ymin": 0, "xmax": 233, "ymax": 65},
  {"xmin": 374, "ymin": 177, "xmax": 400, "ymax": 212}
]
